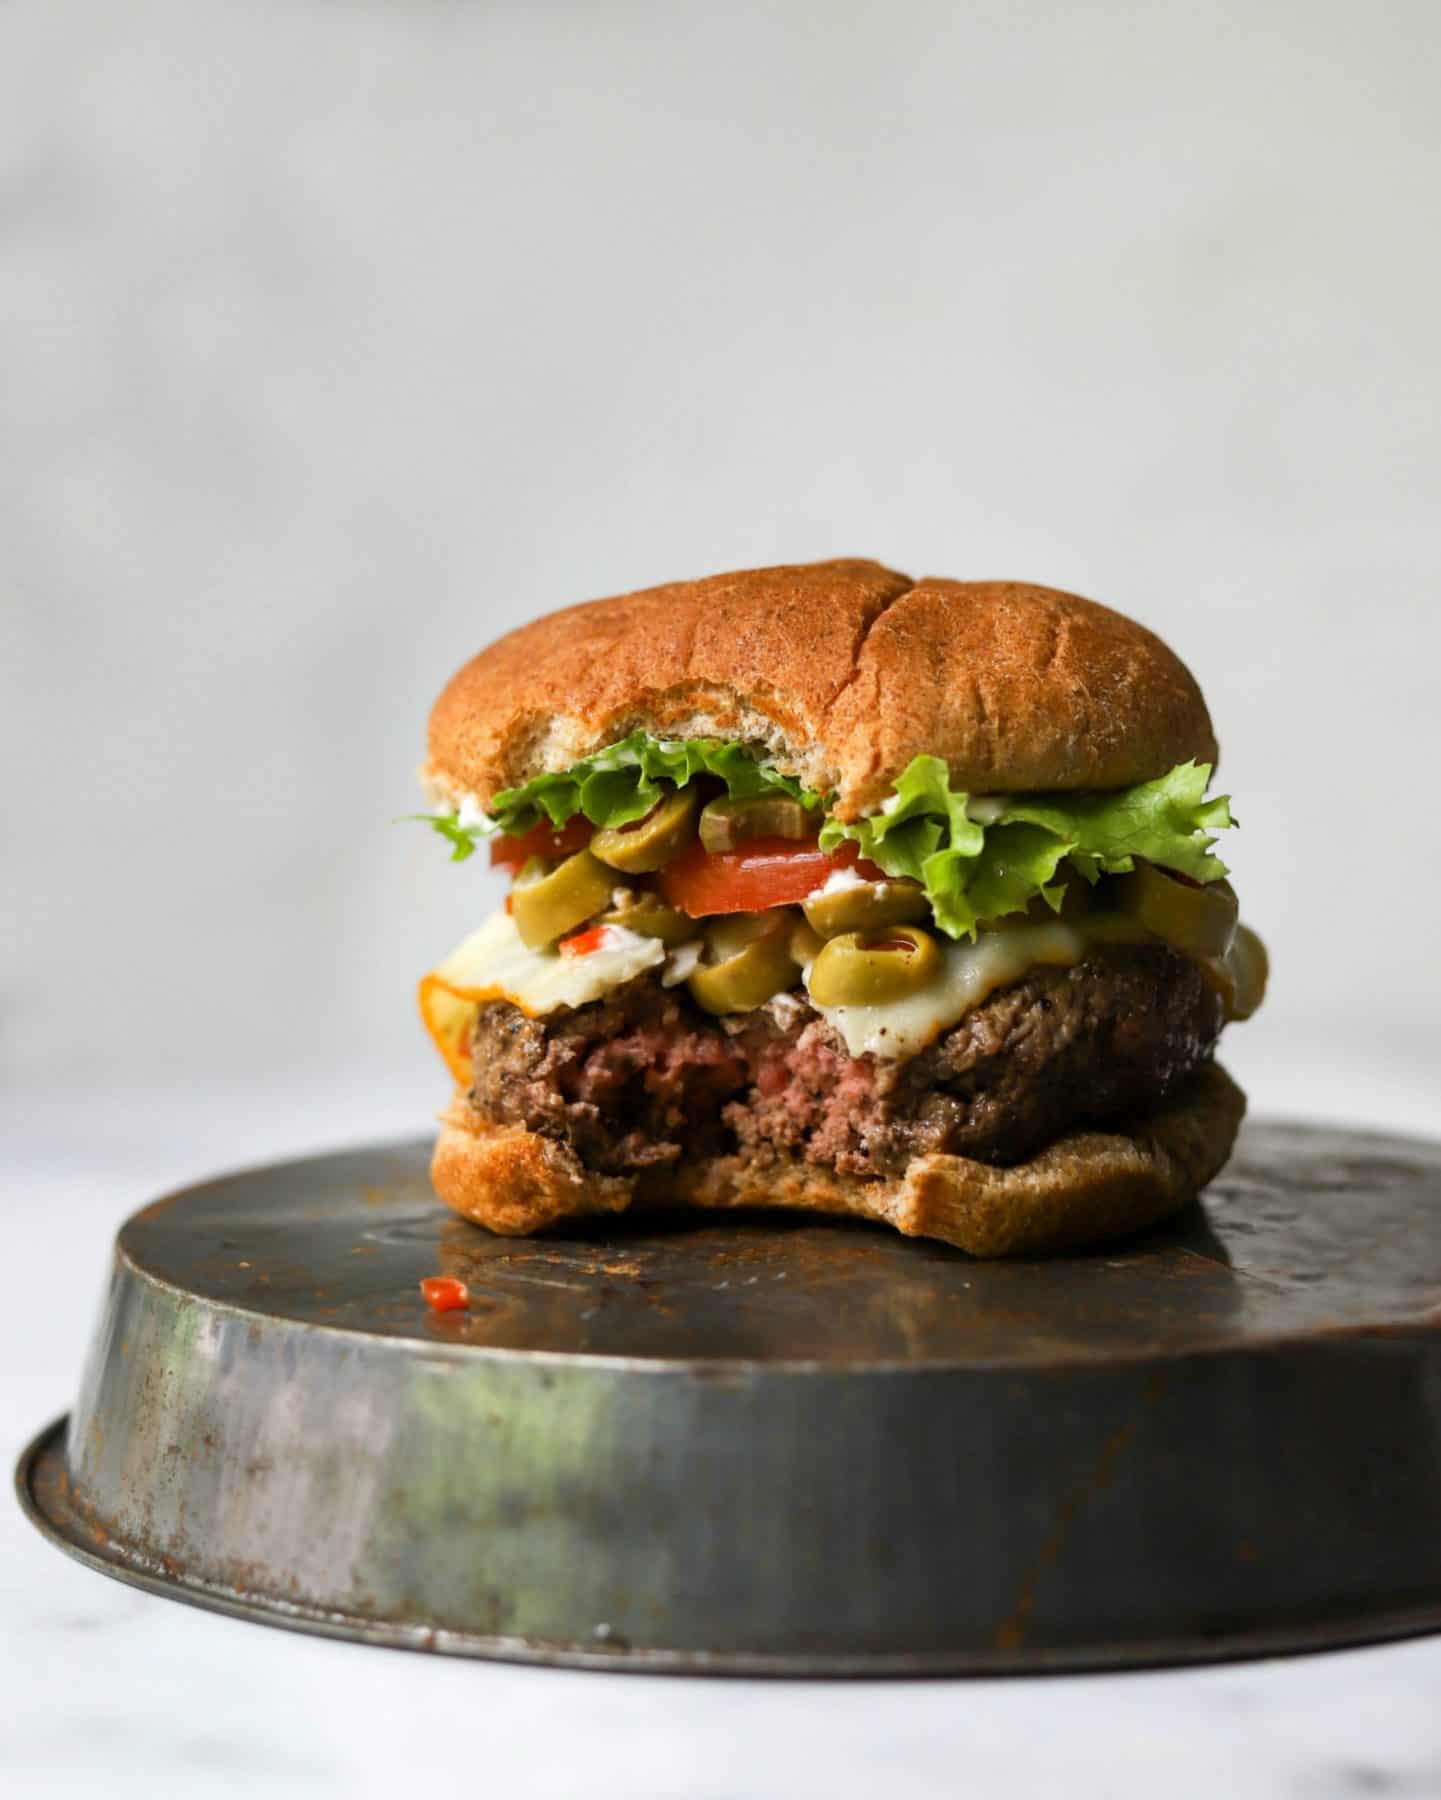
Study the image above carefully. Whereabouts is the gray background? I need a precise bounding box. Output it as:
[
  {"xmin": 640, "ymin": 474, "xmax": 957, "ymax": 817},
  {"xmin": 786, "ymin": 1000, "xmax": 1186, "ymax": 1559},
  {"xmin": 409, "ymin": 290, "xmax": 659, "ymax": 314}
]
[{"xmin": 4, "ymin": 0, "xmax": 1438, "ymax": 1130}]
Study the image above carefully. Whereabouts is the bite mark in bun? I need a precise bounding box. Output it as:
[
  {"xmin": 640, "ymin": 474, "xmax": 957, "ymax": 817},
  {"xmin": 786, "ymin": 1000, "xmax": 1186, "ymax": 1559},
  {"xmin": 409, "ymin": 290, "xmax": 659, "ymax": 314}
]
[{"xmin": 424, "ymin": 560, "xmax": 1217, "ymax": 821}]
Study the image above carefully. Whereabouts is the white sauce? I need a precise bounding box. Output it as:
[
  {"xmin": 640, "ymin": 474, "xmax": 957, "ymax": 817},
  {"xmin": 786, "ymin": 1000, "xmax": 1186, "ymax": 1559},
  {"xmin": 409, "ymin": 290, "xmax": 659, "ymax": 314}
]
[
  {"xmin": 662, "ymin": 940, "xmax": 705, "ymax": 987},
  {"xmin": 764, "ymin": 989, "xmax": 813, "ymax": 1031}
]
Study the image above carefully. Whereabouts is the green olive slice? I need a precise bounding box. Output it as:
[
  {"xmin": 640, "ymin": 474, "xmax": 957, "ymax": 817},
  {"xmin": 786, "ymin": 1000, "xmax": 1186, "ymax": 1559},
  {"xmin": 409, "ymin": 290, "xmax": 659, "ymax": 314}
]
[
  {"xmin": 698, "ymin": 794, "xmax": 813, "ymax": 852},
  {"xmin": 1209, "ymin": 922, "xmax": 1268, "ymax": 1022},
  {"xmin": 703, "ymin": 909, "xmax": 787, "ymax": 963},
  {"xmin": 590, "ymin": 788, "xmax": 700, "ymax": 873},
  {"xmin": 808, "ymin": 925, "xmax": 942, "ymax": 1007},
  {"xmin": 788, "ymin": 915, "xmax": 826, "ymax": 966},
  {"xmin": 1114, "ymin": 864, "xmax": 1238, "ymax": 960},
  {"xmin": 802, "ymin": 878, "xmax": 930, "ymax": 937},
  {"xmin": 510, "ymin": 849, "xmax": 615, "ymax": 949},
  {"xmin": 687, "ymin": 919, "xmax": 799, "ymax": 1015},
  {"xmin": 595, "ymin": 891, "xmax": 694, "ymax": 946}
]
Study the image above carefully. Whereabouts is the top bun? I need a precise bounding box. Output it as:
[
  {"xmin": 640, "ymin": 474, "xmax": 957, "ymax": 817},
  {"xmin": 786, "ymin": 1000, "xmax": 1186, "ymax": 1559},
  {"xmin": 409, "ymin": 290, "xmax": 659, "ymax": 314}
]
[{"xmin": 425, "ymin": 559, "xmax": 1216, "ymax": 820}]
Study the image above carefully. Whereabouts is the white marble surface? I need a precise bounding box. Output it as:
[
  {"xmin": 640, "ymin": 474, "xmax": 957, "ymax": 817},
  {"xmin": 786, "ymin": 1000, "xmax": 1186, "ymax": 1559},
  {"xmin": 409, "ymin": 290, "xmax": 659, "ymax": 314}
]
[{"xmin": 5, "ymin": 1060, "xmax": 1441, "ymax": 1799}]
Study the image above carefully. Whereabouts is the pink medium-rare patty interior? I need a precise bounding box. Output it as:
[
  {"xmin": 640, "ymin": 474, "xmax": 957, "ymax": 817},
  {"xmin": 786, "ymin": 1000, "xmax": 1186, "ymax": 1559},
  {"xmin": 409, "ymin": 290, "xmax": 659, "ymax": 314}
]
[{"xmin": 466, "ymin": 945, "xmax": 1224, "ymax": 1181}]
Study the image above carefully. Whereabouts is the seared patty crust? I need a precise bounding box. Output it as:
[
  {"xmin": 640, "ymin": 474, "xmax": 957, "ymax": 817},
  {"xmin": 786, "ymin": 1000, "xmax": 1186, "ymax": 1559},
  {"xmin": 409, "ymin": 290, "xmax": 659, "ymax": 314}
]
[{"xmin": 468, "ymin": 945, "xmax": 1223, "ymax": 1180}]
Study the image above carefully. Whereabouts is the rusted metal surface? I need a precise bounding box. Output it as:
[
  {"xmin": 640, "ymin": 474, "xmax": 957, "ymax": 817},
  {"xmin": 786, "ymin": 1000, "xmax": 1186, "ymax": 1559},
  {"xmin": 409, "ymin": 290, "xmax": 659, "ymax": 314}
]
[{"xmin": 17, "ymin": 1120, "xmax": 1441, "ymax": 1673}]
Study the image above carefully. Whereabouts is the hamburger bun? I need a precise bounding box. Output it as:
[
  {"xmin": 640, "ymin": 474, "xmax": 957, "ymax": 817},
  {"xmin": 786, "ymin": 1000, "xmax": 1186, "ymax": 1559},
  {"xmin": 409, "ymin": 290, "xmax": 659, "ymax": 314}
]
[
  {"xmin": 432, "ymin": 1063, "xmax": 1245, "ymax": 1260},
  {"xmin": 425, "ymin": 559, "xmax": 1217, "ymax": 821}
]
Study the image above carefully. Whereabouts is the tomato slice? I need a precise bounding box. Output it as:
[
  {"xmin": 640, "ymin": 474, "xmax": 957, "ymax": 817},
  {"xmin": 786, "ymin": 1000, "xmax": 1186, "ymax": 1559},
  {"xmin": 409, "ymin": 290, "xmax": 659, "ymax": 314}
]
[
  {"xmin": 489, "ymin": 816, "xmax": 593, "ymax": 869},
  {"xmin": 658, "ymin": 837, "xmax": 883, "ymax": 916}
]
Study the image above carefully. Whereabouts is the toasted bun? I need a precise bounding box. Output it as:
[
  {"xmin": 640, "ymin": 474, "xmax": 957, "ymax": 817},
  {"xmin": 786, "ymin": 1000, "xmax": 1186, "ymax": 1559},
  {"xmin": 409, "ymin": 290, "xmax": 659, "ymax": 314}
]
[
  {"xmin": 431, "ymin": 1064, "xmax": 1244, "ymax": 1259},
  {"xmin": 425, "ymin": 560, "xmax": 1216, "ymax": 819}
]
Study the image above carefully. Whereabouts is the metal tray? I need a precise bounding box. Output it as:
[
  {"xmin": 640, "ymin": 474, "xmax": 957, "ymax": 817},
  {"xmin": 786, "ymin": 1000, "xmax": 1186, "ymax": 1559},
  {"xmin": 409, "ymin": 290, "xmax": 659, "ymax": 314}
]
[{"xmin": 17, "ymin": 1120, "xmax": 1441, "ymax": 1674}]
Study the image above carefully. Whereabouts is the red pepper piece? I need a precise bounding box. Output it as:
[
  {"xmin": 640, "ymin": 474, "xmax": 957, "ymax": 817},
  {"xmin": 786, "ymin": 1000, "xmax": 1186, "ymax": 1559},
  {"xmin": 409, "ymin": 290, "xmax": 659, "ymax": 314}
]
[
  {"xmin": 421, "ymin": 1276, "xmax": 470, "ymax": 1313},
  {"xmin": 558, "ymin": 924, "xmax": 610, "ymax": 957}
]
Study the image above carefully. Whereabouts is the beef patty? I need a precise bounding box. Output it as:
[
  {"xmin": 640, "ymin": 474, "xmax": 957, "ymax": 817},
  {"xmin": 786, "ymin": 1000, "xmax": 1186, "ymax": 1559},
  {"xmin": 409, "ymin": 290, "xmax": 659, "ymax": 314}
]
[{"xmin": 467, "ymin": 944, "xmax": 1224, "ymax": 1180}]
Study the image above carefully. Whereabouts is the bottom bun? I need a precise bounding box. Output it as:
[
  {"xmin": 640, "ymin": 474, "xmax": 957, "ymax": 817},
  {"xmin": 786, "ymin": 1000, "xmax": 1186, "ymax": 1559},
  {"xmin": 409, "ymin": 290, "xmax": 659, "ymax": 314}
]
[{"xmin": 431, "ymin": 1062, "xmax": 1245, "ymax": 1258}]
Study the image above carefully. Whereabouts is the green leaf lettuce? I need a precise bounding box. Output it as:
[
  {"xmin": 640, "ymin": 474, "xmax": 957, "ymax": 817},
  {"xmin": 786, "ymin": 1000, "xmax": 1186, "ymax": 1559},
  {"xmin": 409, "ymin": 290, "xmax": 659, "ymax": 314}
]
[
  {"xmin": 420, "ymin": 731, "xmax": 820, "ymax": 860},
  {"xmin": 819, "ymin": 755, "xmax": 1233, "ymax": 938},
  {"xmin": 421, "ymin": 736, "xmax": 1234, "ymax": 938}
]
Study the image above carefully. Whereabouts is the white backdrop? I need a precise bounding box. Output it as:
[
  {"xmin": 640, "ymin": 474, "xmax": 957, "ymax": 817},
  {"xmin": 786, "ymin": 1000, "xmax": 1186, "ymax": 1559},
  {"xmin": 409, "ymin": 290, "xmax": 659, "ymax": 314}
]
[{"xmin": 4, "ymin": 0, "xmax": 1439, "ymax": 1128}]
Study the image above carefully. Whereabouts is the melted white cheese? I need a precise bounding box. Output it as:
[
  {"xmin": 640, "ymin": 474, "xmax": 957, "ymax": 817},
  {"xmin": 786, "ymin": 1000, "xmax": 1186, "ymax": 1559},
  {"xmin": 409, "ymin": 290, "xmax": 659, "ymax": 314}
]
[
  {"xmin": 430, "ymin": 910, "xmax": 665, "ymax": 1015},
  {"xmin": 803, "ymin": 920, "xmax": 1094, "ymax": 1059},
  {"xmin": 426, "ymin": 906, "xmax": 1187, "ymax": 1063}
]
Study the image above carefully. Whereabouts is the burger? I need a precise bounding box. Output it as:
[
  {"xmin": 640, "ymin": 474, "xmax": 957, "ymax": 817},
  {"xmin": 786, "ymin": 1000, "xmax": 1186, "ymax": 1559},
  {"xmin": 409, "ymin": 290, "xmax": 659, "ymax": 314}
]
[{"xmin": 416, "ymin": 559, "xmax": 1266, "ymax": 1257}]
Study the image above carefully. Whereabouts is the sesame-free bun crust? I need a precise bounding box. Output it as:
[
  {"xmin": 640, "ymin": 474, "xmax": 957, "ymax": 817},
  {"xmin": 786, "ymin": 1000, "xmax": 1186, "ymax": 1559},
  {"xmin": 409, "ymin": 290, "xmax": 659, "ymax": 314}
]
[
  {"xmin": 431, "ymin": 1064, "xmax": 1244, "ymax": 1259},
  {"xmin": 425, "ymin": 560, "xmax": 1216, "ymax": 818}
]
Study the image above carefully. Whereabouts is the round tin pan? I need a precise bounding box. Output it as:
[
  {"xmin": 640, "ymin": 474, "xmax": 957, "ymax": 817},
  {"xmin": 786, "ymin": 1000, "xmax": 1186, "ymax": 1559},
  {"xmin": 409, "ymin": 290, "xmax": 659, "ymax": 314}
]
[{"xmin": 17, "ymin": 1121, "xmax": 1441, "ymax": 1674}]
